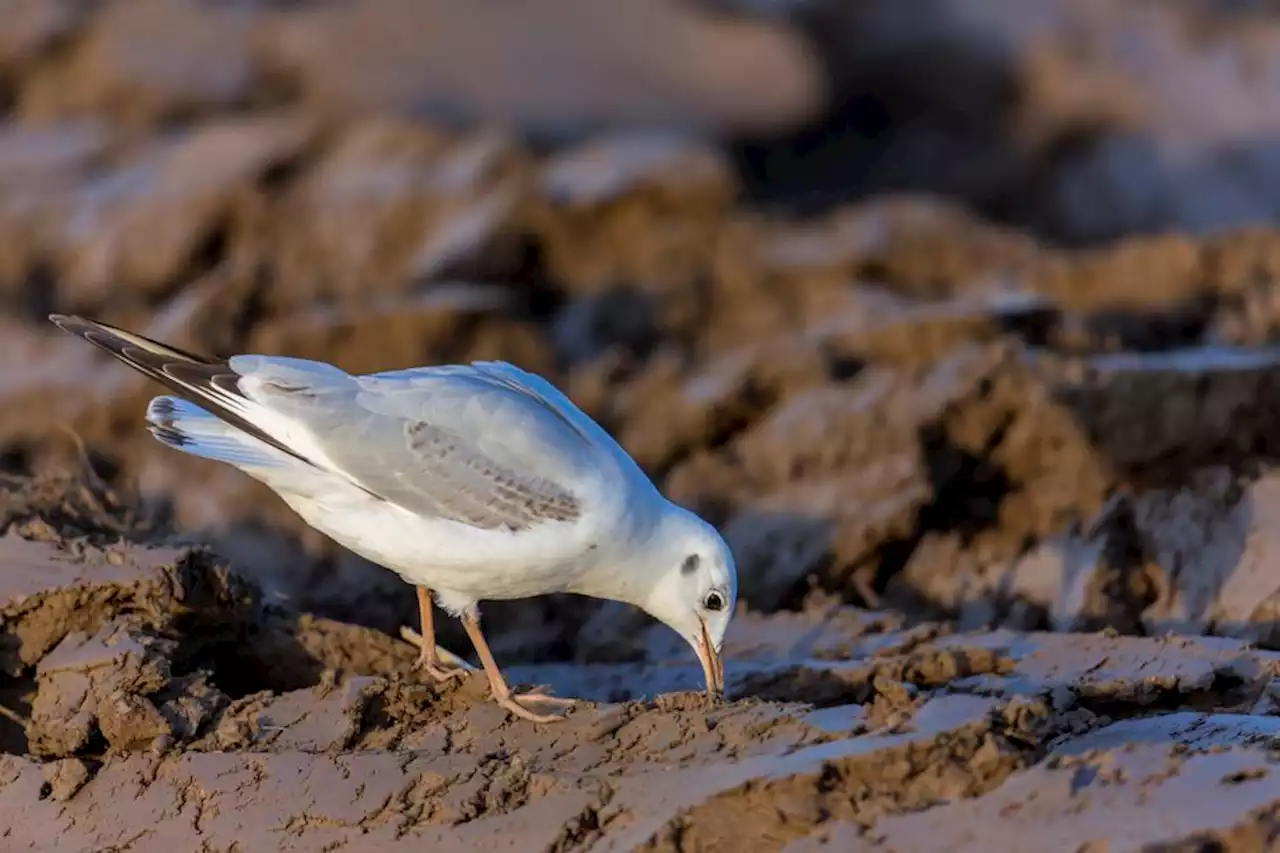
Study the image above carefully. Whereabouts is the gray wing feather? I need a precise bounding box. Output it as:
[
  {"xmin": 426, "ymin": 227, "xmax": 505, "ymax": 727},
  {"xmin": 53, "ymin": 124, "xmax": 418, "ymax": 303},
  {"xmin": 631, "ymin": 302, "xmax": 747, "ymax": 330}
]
[
  {"xmin": 399, "ymin": 420, "xmax": 581, "ymax": 528},
  {"xmin": 237, "ymin": 358, "xmax": 594, "ymax": 531}
]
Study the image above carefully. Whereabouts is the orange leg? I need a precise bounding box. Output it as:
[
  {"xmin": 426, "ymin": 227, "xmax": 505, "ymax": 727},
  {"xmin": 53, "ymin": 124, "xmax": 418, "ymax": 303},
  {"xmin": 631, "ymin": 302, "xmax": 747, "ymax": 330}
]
[
  {"xmin": 412, "ymin": 587, "xmax": 468, "ymax": 684},
  {"xmin": 460, "ymin": 610, "xmax": 573, "ymax": 723}
]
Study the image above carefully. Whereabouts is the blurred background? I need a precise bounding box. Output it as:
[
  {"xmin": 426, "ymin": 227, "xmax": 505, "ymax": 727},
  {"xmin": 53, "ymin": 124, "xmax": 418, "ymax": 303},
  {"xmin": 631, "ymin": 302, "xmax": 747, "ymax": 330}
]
[{"xmin": 6, "ymin": 0, "xmax": 1280, "ymax": 660}]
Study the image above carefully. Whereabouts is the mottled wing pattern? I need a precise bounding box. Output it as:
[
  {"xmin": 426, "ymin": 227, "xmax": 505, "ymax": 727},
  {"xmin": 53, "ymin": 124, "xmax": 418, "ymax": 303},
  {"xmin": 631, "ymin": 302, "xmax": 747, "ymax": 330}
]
[{"xmin": 401, "ymin": 421, "xmax": 581, "ymax": 529}]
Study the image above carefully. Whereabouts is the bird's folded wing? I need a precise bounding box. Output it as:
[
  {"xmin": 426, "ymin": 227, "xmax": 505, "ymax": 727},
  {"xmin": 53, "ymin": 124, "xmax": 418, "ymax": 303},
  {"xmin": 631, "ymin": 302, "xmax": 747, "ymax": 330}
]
[{"xmin": 238, "ymin": 357, "xmax": 597, "ymax": 532}]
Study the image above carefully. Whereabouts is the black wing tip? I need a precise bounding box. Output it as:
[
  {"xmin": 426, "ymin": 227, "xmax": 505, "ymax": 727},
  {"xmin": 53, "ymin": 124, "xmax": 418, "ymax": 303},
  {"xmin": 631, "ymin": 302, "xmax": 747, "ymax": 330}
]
[
  {"xmin": 49, "ymin": 313, "xmax": 117, "ymax": 341},
  {"xmin": 51, "ymin": 313, "xmax": 222, "ymax": 367},
  {"xmin": 49, "ymin": 313, "xmax": 85, "ymax": 332},
  {"xmin": 49, "ymin": 315, "xmax": 131, "ymax": 360}
]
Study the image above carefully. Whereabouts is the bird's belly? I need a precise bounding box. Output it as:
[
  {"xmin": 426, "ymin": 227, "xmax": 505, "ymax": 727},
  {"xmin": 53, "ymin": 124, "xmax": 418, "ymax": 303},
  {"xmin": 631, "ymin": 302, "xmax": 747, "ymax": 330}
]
[{"xmin": 278, "ymin": 487, "xmax": 600, "ymax": 602}]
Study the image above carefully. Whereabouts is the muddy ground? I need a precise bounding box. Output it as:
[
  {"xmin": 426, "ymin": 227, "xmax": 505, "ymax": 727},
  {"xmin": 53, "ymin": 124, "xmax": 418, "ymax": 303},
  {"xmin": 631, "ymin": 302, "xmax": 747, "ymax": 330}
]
[{"xmin": 4, "ymin": 1, "xmax": 1280, "ymax": 851}]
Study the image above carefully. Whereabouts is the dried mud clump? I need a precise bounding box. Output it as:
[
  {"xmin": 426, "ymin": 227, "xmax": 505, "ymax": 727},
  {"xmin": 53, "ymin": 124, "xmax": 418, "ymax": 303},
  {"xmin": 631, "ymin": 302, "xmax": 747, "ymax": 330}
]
[
  {"xmin": 27, "ymin": 622, "xmax": 225, "ymax": 757},
  {"xmin": 0, "ymin": 472, "xmax": 156, "ymax": 545}
]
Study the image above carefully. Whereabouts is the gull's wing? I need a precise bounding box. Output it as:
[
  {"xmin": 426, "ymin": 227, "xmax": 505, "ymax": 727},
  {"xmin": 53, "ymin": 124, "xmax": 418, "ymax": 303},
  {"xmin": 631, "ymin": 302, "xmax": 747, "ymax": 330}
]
[
  {"xmin": 230, "ymin": 356, "xmax": 602, "ymax": 532},
  {"xmin": 51, "ymin": 315, "xmax": 601, "ymax": 532}
]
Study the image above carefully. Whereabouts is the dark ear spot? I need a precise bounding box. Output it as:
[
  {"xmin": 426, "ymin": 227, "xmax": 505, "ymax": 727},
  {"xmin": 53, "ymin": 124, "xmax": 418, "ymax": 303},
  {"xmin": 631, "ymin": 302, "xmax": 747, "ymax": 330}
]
[{"xmin": 681, "ymin": 554, "xmax": 700, "ymax": 575}]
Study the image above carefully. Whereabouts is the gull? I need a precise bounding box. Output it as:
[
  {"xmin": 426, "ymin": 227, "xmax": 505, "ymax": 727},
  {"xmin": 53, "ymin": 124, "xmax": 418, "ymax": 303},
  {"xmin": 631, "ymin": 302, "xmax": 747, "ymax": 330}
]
[{"xmin": 50, "ymin": 315, "xmax": 736, "ymax": 722}]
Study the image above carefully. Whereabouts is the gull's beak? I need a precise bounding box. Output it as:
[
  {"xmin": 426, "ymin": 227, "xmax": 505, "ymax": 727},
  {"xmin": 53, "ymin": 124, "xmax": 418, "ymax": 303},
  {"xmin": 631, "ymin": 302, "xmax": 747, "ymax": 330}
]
[{"xmin": 695, "ymin": 618, "xmax": 725, "ymax": 696}]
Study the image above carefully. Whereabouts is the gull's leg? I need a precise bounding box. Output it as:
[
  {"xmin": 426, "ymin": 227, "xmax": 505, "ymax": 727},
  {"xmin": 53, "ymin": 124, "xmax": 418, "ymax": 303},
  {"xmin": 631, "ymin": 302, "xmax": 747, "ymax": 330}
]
[
  {"xmin": 460, "ymin": 610, "xmax": 573, "ymax": 723},
  {"xmin": 412, "ymin": 587, "xmax": 468, "ymax": 683}
]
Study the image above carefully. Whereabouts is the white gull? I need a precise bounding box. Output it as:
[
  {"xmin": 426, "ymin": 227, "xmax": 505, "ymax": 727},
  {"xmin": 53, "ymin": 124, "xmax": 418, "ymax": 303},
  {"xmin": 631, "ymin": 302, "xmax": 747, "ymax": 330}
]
[{"xmin": 50, "ymin": 314, "xmax": 736, "ymax": 722}]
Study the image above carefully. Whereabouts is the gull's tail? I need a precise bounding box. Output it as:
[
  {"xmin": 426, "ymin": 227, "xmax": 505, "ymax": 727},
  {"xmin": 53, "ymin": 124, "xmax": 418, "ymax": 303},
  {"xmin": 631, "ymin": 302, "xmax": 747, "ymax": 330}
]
[
  {"xmin": 48, "ymin": 314, "xmax": 313, "ymax": 469},
  {"xmin": 144, "ymin": 395, "xmax": 286, "ymax": 469}
]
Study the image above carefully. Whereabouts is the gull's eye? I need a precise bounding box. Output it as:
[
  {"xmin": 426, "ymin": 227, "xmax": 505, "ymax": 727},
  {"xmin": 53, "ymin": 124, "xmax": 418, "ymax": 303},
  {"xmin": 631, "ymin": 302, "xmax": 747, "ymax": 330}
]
[{"xmin": 703, "ymin": 590, "xmax": 725, "ymax": 612}]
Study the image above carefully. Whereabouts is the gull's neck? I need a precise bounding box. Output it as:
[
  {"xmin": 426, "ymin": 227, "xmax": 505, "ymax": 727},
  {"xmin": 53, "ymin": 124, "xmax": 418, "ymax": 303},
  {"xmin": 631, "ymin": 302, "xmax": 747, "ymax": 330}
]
[{"xmin": 576, "ymin": 499, "xmax": 690, "ymax": 609}]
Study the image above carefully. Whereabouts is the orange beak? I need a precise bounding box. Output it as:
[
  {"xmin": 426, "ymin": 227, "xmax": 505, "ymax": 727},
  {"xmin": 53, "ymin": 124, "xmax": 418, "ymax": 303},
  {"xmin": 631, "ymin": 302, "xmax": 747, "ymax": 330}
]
[{"xmin": 695, "ymin": 619, "xmax": 725, "ymax": 696}]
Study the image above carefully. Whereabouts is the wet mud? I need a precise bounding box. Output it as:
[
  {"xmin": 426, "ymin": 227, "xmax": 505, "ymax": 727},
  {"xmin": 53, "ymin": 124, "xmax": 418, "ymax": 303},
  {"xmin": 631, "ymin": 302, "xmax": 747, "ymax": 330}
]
[{"xmin": 4, "ymin": 1, "xmax": 1280, "ymax": 851}]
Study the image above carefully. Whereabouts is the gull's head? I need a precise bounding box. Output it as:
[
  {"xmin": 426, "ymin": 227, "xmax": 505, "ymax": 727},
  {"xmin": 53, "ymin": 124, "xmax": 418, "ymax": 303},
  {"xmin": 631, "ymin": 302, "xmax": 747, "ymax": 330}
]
[{"xmin": 638, "ymin": 505, "xmax": 737, "ymax": 697}]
